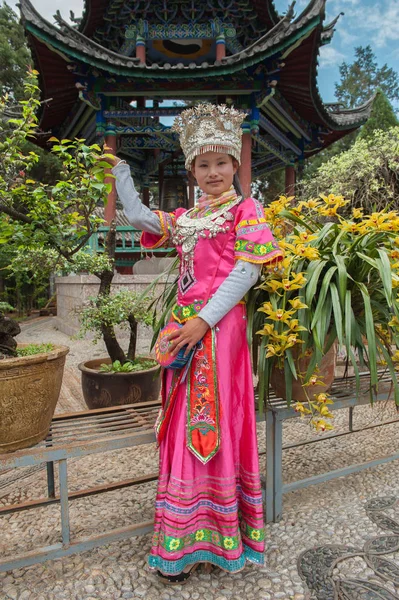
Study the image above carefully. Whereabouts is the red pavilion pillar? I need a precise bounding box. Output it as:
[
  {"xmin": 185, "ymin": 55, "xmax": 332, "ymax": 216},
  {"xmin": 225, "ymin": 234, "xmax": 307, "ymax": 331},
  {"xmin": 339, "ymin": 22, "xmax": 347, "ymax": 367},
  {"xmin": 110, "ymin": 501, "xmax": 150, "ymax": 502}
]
[
  {"xmin": 158, "ymin": 163, "xmax": 164, "ymax": 208},
  {"xmin": 142, "ymin": 185, "xmax": 150, "ymax": 208},
  {"xmin": 136, "ymin": 34, "xmax": 146, "ymax": 64},
  {"xmin": 216, "ymin": 32, "xmax": 226, "ymax": 61},
  {"xmin": 285, "ymin": 165, "xmax": 296, "ymax": 196},
  {"xmin": 239, "ymin": 126, "xmax": 252, "ymax": 199},
  {"xmin": 104, "ymin": 130, "xmax": 117, "ymax": 225}
]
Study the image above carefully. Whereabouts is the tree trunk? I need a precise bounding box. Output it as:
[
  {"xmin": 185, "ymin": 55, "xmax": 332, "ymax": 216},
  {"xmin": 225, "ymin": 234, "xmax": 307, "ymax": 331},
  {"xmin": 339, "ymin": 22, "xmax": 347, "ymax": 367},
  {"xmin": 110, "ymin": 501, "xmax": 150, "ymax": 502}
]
[
  {"xmin": 97, "ymin": 221, "xmax": 127, "ymax": 364},
  {"xmin": 127, "ymin": 315, "xmax": 137, "ymax": 361}
]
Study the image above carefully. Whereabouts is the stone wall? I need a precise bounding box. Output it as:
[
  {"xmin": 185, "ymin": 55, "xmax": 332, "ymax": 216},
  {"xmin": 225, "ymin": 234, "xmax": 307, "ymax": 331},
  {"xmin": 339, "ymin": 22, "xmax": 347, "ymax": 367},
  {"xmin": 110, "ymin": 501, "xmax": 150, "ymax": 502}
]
[{"xmin": 55, "ymin": 274, "xmax": 174, "ymax": 355}]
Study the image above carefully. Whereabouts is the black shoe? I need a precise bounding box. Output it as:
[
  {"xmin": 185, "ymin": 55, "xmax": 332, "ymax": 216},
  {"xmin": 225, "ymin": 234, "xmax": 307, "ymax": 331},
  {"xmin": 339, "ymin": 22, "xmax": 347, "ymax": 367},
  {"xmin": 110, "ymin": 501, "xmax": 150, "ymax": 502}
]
[{"xmin": 157, "ymin": 564, "xmax": 198, "ymax": 584}]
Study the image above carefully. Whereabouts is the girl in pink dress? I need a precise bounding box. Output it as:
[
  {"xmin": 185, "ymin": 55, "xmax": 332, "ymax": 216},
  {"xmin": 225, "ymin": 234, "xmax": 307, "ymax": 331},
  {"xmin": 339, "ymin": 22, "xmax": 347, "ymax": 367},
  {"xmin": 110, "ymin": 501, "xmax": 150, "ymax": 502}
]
[{"xmin": 110, "ymin": 104, "xmax": 283, "ymax": 583}]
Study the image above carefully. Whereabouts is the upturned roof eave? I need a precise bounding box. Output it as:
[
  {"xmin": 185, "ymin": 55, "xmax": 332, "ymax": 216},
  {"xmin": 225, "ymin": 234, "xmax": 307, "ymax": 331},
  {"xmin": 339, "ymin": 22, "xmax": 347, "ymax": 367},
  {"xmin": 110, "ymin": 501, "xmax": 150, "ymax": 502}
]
[
  {"xmin": 307, "ymin": 19, "xmax": 375, "ymax": 131},
  {"xmin": 20, "ymin": 0, "xmax": 324, "ymax": 80}
]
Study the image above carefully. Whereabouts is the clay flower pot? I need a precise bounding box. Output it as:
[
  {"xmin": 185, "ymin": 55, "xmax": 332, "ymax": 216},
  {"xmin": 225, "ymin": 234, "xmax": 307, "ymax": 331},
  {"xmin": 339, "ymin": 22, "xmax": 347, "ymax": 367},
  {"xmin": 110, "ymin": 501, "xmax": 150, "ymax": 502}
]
[
  {"xmin": 78, "ymin": 357, "xmax": 161, "ymax": 409},
  {"xmin": 270, "ymin": 344, "xmax": 337, "ymax": 402},
  {"xmin": 0, "ymin": 345, "xmax": 69, "ymax": 453}
]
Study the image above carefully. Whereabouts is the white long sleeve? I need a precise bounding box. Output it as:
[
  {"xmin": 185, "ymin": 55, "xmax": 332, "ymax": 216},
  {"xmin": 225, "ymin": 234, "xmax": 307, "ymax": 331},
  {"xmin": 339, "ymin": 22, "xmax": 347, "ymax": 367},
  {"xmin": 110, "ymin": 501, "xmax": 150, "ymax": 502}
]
[
  {"xmin": 198, "ymin": 261, "xmax": 261, "ymax": 328},
  {"xmin": 112, "ymin": 162, "xmax": 161, "ymax": 234}
]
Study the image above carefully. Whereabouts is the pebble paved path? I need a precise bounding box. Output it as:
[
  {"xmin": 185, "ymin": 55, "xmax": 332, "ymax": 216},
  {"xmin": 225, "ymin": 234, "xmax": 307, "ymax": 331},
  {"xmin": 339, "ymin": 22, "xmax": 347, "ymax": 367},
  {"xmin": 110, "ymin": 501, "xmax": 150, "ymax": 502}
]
[{"xmin": 0, "ymin": 318, "xmax": 398, "ymax": 599}]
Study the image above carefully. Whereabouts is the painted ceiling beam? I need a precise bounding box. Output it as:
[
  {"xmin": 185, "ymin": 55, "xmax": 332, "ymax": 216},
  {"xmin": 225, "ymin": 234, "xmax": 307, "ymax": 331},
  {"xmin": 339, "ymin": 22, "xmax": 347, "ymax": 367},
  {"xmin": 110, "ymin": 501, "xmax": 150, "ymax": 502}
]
[
  {"xmin": 269, "ymin": 97, "xmax": 312, "ymax": 141},
  {"xmin": 251, "ymin": 132, "xmax": 291, "ymax": 164},
  {"xmin": 258, "ymin": 113, "xmax": 302, "ymax": 155}
]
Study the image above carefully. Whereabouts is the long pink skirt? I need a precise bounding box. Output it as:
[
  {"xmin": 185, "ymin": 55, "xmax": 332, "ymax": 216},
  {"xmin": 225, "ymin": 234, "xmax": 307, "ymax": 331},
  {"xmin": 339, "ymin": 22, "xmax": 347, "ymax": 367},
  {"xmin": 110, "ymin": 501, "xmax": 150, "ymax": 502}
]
[{"xmin": 148, "ymin": 305, "xmax": 265, "ymax": 575}]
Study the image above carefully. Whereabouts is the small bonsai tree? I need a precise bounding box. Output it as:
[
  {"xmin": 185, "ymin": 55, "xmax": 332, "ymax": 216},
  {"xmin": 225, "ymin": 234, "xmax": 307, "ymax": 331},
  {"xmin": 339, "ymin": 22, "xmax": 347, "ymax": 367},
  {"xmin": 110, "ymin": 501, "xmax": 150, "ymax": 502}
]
[{"xmin": 0, "ymin": 69, "xmax": 154, "ymax": 365}]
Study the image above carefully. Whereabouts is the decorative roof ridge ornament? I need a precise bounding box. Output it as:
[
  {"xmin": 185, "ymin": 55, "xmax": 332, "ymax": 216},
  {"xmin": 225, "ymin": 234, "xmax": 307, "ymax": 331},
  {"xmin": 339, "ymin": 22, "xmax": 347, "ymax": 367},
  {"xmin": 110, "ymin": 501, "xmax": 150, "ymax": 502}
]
[
  {"xmin": 172, "ymin": 103, "xmax": 246, "ymax": 170},
  {"xmin": 230, "ymin": 4, "xmax": 294, "ymax": 61},
  {"xmin": 321, "ymin": 11, "xmax": 344, "ymax": 44},
  {"xmin": 293, "ymin": 0, "xmax": 327, "ymax": 24}
]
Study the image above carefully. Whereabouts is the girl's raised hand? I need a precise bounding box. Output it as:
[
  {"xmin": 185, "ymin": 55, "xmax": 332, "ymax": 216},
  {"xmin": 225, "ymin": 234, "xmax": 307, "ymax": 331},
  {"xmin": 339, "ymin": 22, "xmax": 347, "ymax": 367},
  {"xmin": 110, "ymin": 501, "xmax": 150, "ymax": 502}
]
[
  {"xmin": 97, "ymin": 144, "xmax": 120, "ymax": 168},
  {"xmin": 168, "ymin": 317, "xmax": 209, "ymax": 357}
]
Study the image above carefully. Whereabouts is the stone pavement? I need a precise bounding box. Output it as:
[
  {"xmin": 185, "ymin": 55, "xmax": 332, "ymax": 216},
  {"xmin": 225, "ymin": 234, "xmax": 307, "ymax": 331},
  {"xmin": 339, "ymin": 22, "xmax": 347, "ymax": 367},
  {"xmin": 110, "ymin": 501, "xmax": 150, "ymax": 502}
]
[{"xmin": 1, "ymin": 318, "xmax": 399, "ymax": 599}]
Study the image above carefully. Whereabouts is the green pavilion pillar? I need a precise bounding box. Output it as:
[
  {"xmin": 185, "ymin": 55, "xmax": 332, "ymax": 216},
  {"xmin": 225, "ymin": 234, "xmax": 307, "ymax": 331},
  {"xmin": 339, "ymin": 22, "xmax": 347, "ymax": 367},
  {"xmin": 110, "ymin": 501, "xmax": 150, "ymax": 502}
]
[
  {"xmin": 104, "ymin": 127, "xmax": 118, "ymax": 225},
  {"xmin": 239, "ymin": 124, "xmax": 252, "ymax": 199},
  {"xmin": 285, "ymin": 165, "xmax": 296, "ymax": 196}
]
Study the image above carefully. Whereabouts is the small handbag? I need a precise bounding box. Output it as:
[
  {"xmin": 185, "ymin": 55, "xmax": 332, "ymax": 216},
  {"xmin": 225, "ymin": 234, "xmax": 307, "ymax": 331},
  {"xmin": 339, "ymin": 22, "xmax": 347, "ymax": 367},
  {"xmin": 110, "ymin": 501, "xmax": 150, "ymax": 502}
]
[{"xmin": 154, "ymin": 321, "xmax": 194, "ymax": 369}]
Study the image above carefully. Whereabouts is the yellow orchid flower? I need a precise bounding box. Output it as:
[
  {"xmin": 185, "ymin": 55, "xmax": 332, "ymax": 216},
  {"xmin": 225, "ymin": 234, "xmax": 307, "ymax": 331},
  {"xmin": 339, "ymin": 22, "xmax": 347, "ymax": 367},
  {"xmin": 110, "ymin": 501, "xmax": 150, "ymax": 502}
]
[
  {"xmin": 352, "ymin": 208, "xmax": 364, "ymax": 219},
  {"xmin": 294, "ymin": 402, "xmax": 312, "ymax": 415},
  {"xmin": 311, "ymin": 419, "xmax": 334, "ymax": 432},
  {"xmin": 294, "ymin": 245, "xmax": 320, "ymax": 260},
  {"xmin": 315, "ymin": 393, "xmax": 334, "ymax": 404},
  {"xmin": 287, "ymin": 319, "xmax": 307, "ymax": 333},
  {"xmin": 289, "ymin": 297, "xmax": 308, "ymax": 310},
  {"xmin": 256, "ymin": 323, "xmax": 277, "ymax": 337},
  {"xmin": 263, "ymin": 279, "xmax": 284, "ymax": 293}
]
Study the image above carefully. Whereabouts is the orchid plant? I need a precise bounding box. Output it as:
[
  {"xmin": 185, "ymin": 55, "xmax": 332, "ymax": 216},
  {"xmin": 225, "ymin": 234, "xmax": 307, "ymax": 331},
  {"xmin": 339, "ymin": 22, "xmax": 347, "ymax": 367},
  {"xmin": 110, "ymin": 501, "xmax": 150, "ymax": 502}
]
[{"xmin": 250, "ymin": 193, "xmax": 399, "ymax": 431}]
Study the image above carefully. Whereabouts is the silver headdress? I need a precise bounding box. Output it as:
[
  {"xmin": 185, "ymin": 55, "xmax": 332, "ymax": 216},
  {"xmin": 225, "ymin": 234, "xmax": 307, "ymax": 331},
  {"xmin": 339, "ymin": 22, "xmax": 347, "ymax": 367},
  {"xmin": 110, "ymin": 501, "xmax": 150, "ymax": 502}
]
[{"xmin": 171, "ymin": 103, "xmax": 246, "ymax": 170}]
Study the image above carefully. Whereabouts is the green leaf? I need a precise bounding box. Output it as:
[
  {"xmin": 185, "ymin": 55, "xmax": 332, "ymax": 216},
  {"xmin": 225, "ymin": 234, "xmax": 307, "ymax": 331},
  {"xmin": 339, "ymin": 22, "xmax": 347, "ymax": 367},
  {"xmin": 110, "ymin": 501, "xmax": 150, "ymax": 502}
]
[
  {"xmin": 330, "ymin": 282, "xmax": 344, "ymax": 346},
  {"xmin": 311, "ymin": 266, "xmax": 337, "ymax": 329},
  {"xmin": 376, "ymin": 248, "xmax": 393, "ymax": 306},
  {"xmin": 305, "ymin": 260, "xmax": 327, "ymax": 305},
  {"xmin": 334, "ymin": 254, "xmax": 348, "ymax": 308},
  {"xmin": 345, "ymin": 289, "xmax": 352, "ymax": 350},
  {"xmin": 284, "ymin": 355, "xmax": 293, "ymax": 406},
  {"xmin": 357, "ymin": 282, "xmax": 378, "ymax": 388}
]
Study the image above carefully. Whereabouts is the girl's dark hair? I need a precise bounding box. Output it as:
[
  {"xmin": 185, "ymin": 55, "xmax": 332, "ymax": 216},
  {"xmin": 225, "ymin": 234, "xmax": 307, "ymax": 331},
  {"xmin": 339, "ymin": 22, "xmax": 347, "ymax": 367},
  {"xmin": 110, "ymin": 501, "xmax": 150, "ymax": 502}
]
[{"xmin": 233, "ymin": 173, "xmax": 244, "ymax": 198}]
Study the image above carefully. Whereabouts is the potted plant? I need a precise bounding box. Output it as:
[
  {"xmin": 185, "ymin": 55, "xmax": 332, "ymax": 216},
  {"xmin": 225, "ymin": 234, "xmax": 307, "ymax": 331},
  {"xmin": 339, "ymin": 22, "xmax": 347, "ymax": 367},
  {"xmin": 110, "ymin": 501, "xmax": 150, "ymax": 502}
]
[
  {"xmin": 77, "ymin": 283, "xmax": 161, "ymax": 409},
  {"xmin": 0, "ymin": 70, "xmax": 159, "ymax": 450},
  {"xmin": 250, "ymin": 193, "xmax": 399, "ymax": 431}
]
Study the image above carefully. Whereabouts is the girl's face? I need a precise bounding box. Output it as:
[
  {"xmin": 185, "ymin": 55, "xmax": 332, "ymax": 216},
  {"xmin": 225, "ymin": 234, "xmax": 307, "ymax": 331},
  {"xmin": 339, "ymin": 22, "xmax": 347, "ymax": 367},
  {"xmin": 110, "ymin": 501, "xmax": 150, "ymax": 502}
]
[{"xmin": 192, "ymin": 152, "xmax": 238, "ymax": 196}]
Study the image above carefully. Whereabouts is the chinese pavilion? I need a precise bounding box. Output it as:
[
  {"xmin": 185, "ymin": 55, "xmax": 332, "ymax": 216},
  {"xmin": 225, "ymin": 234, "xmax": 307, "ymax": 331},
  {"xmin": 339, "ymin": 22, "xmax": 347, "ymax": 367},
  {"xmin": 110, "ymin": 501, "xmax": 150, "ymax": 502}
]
[{"xmin": 20, "ymin": 0, "xmax": 373, "ymax": 225}]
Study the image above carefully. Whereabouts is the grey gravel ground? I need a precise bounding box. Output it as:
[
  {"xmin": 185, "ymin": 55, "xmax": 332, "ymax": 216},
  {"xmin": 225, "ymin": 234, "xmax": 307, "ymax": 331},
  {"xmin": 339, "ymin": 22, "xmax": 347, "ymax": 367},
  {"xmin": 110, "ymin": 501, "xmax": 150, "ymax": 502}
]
[{"xmin": 1, "ymin": 318, "xmax": 399, "ymax": 599}]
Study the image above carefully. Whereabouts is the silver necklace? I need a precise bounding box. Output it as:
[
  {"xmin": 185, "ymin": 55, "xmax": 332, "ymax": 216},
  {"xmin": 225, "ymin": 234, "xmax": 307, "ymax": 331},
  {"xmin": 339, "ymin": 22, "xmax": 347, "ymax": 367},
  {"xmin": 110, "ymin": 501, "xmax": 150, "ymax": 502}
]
[{"xmin": 173, "ymin": 196, "xmax": 241, "ymax": 295}]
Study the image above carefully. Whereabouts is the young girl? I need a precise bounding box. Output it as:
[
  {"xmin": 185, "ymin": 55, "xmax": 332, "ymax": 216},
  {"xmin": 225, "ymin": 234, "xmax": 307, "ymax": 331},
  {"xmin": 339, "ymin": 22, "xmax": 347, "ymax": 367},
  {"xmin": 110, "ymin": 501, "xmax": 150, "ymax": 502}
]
[{"xmin": 106, "ymin": 104, "xmax": 282, "ymax": 583}]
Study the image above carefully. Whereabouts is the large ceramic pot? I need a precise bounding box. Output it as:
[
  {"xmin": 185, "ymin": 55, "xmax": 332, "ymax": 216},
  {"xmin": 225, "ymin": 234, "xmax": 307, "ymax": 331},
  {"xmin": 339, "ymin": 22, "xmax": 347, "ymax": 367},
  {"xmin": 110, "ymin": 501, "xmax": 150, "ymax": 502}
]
[
  {"xmin": 270, "ymin": 343, "xmax": 337, "ymax": 402},
  {"xmin": 78, "ymin": 357, "xmax": 161, "ymax": 409},
  {"xmin": 0, "ymin": 345, "xmax": 69, "ymax": 453}
]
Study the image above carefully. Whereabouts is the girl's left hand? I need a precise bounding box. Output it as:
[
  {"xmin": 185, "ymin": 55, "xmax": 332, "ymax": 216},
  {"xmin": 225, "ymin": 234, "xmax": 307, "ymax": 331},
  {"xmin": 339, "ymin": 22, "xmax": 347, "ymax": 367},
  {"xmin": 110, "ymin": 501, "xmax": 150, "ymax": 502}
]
[{"xmin": 168, "ymin": 318, "xmax": 210, "ymax": 357}]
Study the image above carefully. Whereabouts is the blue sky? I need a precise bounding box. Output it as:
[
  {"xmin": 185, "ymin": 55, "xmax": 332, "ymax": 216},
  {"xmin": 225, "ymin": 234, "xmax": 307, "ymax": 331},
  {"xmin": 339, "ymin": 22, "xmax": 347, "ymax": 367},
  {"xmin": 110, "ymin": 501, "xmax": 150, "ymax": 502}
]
[
  {"xmin": 9, "ymin": 0, "xmax": 399, "ymax": 106},
  {"xmin": 275, "ymin": 0, "xmax": 399, "ymax": 104}
]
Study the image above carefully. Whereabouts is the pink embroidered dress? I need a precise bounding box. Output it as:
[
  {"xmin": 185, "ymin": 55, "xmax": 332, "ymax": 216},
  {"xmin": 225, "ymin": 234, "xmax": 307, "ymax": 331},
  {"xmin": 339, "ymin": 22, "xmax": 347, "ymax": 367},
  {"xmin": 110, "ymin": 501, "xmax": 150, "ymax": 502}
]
[{"xmin": 142, "ymin": 195, "xmax": 282, "ymax": 575}]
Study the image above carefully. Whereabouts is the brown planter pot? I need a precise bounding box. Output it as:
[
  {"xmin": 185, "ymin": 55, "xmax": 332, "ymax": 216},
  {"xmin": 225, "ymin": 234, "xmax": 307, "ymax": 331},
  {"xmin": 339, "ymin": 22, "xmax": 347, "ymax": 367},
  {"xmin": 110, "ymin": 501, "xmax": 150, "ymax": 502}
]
[
  {"xmin": 0, "ymin": 345, "xmax": 69, "ymax": 453},
  {"xmin": 78, "ymin": 357, "xmax": 161, "ymax": 409},
  {"xmin": 270, "ymin": 343, "xmax": 337, "ymax": 402}
]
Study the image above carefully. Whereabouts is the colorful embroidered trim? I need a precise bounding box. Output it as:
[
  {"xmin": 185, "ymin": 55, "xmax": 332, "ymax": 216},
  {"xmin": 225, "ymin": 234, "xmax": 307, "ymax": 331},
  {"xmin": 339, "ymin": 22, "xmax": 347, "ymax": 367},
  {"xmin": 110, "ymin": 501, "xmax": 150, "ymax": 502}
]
[
  {"xmin": 172, "ymin": 300, "xmax": 205, "ymax": 323},
  {"xmin": 187, "ymin": 328, "xmax": 220, "ymax": 464},
  {"xmin": 152, "ymin": 528, "xmax": 240, "ymax": 552},
  {"xmin": 237, "ymin": 222, "xmax": 271, "ymax": 236},
  {"xmin": 151, "ymin": 524, "xmax": 265, "ymax": 553},
  {"xmin": 252, "ymin": 197, "xmax": 265, "ymax": 219},
  {"xmin": 236, "ymin": 217, "xmax": 267, "ymax": 230},
  {"xmin": 140, "ymin": 210, "xmax": 176, "ymax": 249},
  {"xmin": 234, "ymin": 239, "xmax": 283, "ymax": 264},
  {"xmin": 148, "ymin": 545, "xmax": 264, "ymax": 575}
]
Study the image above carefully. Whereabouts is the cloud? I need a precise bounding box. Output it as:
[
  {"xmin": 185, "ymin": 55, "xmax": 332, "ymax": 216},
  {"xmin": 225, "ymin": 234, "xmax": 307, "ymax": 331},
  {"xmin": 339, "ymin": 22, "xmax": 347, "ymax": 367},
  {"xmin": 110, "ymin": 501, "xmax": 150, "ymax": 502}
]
[
  {"xmin": 318, "ymin": 45, "xmax": 346, "ymax": 68},
  {"xmin": 8, "ymin": 0, "xmax": 84, "ymax": 23},
  {"xmin": 326, "ymin": 0, "xmax": 399, "ymax": 50}
]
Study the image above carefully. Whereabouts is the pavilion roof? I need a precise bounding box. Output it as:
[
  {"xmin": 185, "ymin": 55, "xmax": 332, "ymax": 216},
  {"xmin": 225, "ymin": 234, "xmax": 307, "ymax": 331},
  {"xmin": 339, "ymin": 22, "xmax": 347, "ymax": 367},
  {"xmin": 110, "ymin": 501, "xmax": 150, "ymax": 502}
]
[{"xmin": 19, "ymin": 0, "xmax": 373, "ymax": 159}]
